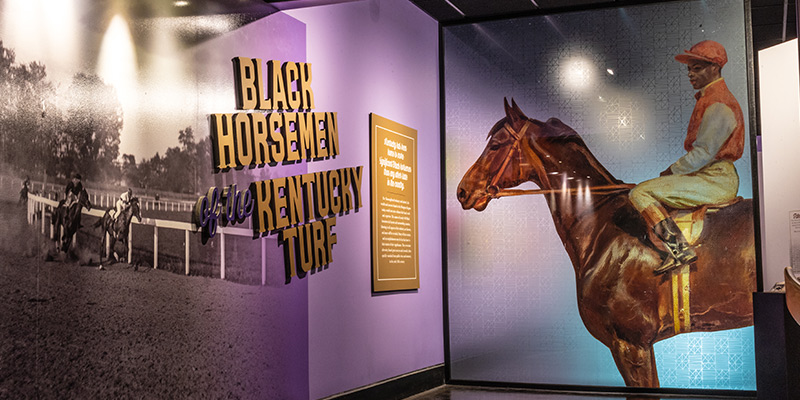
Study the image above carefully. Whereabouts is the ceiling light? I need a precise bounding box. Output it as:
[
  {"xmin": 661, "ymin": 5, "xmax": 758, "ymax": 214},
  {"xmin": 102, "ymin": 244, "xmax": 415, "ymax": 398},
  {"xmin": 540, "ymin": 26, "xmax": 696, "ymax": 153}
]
[{"xmin": 444, "ymin": 0, "xmax": 465, "ymax": 17}]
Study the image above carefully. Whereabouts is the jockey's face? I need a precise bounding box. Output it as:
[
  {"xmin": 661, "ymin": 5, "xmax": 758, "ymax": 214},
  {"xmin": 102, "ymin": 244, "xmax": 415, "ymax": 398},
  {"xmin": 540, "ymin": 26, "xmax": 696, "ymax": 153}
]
[{"xmin": 687, "ymin": 60, "xmax": 720, "ymax": 90}]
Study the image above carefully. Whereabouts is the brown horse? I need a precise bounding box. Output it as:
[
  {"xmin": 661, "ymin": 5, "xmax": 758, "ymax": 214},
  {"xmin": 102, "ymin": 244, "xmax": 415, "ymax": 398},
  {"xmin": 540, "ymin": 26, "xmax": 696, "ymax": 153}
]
[
  {"xmin": 52, "ymin": 188, "xmax": 92, "ymax": 252},
  {"xmin": 93, "ymin": 197, "xmax": 142, "ymax": 263},
  {"xmin": 456, "ymin": 99, "xmax": 756, "ymax": 387}
]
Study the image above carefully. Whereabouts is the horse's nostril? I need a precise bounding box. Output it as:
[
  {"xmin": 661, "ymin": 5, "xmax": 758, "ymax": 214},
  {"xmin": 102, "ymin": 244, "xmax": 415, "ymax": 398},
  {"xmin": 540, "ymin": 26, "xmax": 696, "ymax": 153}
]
[{"xmin": 457, "ymin": 188, "xmax": 466, "ymax": 201}]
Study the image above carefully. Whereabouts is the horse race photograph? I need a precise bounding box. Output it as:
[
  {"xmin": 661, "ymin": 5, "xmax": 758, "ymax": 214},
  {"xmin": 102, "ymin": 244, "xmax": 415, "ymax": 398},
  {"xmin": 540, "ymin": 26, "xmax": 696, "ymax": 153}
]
[{"xmin": 0, "ymin": 3, "xmax": 315, "ymax": 398}]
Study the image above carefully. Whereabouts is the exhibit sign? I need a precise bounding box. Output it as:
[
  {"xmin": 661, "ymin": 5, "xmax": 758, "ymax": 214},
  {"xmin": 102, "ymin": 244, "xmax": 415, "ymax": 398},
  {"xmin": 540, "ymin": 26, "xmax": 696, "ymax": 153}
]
[
  {"xmin": 370, "ymin": 113, "xmax": 419, "ymax": 292},
  {"xmin": 193, "ymin": 57, "xmax": 365, "ymax": 283}
]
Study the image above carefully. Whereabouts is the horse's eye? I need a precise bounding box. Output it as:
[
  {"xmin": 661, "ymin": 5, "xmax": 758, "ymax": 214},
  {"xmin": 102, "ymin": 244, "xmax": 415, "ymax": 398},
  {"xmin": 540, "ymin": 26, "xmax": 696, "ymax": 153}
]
[{"xmin": 489, "ymin": 143, "xmax": 502, "ymax": 151}]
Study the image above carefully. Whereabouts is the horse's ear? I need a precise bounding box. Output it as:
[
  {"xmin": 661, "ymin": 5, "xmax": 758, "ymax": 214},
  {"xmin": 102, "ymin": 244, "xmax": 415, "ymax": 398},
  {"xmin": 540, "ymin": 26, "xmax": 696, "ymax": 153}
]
[{"xmin": 504, "ymin": 97, "xmax": 527, "ymax": 127}]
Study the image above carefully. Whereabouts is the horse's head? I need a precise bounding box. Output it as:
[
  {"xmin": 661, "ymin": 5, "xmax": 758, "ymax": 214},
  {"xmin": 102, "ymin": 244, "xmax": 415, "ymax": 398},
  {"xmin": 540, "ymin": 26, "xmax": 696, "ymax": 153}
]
[
  {"xmin": 457, "ymin": 99, "xmax": 545, "ymax": 211},
  {"xmin": 130, "ymin": 197, "xmax": 142, "ymax": 222},
  {"xmin": 457, "ymin": 99, "xmax": 619, "ymax": 211}
]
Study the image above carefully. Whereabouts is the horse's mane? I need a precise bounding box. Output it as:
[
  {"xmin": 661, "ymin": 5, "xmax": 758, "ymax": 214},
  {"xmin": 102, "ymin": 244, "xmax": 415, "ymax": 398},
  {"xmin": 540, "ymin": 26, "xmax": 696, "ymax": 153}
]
[{"xmin": 487, "ymin": 116, "xmax": 581, "ymax": 140}]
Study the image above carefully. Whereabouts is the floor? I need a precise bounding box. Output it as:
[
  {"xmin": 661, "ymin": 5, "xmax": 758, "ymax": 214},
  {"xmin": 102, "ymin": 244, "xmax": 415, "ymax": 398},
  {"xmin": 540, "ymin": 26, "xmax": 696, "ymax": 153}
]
[{"xmin": 404, "ymin": 385, "xmax": 756, "ymax": 400}]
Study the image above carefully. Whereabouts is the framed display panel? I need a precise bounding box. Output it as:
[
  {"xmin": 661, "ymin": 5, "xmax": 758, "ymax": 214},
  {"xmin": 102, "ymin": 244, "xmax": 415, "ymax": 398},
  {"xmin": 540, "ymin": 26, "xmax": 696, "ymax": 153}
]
[
  {"xmin": 443, "ymin": 0, "xmax": 758, "ymax": 392},
  {"xmin": 370, "ymin": 113, "xmax": 419, "ymax": 292}
]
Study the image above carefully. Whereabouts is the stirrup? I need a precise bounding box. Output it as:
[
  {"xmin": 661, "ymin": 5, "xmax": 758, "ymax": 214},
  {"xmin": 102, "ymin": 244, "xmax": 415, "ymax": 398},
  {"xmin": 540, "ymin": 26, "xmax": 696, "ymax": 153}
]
[{"xmin": 653, "ymin": 249, "xmax": 698, "ymax": 275}]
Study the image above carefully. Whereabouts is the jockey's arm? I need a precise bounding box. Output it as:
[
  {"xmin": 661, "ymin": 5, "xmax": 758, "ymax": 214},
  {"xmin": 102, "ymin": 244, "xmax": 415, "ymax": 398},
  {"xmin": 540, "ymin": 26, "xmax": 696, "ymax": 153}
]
[{"xmin": 669, "ymin": 102, "xmax": 736, "ymax": 175}]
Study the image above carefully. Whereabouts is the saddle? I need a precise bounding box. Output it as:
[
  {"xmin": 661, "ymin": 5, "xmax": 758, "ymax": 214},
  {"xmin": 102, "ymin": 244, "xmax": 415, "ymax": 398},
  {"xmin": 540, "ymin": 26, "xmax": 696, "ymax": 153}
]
[
  {"xmin": 667, "ymin": 196, "xmax": 743, "ymax": 245},
  {"xmin": 661, "ymin": 196, "xmax": 743, "ymax": 334}
]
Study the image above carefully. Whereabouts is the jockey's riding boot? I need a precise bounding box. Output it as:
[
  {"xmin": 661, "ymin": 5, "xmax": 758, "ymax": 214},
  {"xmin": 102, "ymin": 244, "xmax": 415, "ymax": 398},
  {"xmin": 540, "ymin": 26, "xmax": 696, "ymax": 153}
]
[{"xmin": 652, "ymin": 218, "xmax": 697, "ymax": 275}]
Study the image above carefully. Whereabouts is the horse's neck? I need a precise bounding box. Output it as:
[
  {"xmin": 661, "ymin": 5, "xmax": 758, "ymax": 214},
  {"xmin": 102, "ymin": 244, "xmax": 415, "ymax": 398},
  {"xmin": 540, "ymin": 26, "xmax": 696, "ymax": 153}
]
[
  {"xmin": 119, "ymin": 208, "xmax": 132, "ymax": 225},
  {"xmin": 545, "ymin": 189, "xmax": 628, "ymax": 273}
]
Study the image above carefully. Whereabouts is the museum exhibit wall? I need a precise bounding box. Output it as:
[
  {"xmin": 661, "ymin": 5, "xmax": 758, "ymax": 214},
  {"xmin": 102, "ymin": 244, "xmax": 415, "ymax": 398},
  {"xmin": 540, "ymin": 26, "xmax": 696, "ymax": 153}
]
[
  {"xmin": 0, "ymin": 0, "xmax": 441, "ymax": 398},
  {"xmin": 758, "ymin": 39, "xmax": 800, "ymax": 290},
  {"xmin": 286, "ymin": 2, "xmax": 442, "ymax": 399}
]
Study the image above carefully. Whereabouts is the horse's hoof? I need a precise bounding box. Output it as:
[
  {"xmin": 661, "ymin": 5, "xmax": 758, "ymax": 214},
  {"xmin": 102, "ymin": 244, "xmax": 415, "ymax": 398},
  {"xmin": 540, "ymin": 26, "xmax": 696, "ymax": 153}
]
[{"xmin": 98, "ymin": 265, "xmax": 104, "ymax": 270}]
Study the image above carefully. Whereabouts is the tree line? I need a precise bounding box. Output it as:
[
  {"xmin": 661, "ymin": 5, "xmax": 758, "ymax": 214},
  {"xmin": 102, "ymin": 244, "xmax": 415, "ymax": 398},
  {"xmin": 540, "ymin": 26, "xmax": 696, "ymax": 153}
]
[{"xmin": 0, "ymin": 41, "xmax": 210, "ymax": 195}]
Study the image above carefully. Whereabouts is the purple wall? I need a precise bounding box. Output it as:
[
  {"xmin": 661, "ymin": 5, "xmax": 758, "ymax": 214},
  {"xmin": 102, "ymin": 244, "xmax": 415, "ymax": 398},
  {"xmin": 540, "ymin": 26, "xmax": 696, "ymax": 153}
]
[
  {"xmin": 286, "ymin": 1, "xmax": 443, "ymax": 398},
  {"xmin": 0, "ymin": 0, "xmax": 441, "ymax": 397}
]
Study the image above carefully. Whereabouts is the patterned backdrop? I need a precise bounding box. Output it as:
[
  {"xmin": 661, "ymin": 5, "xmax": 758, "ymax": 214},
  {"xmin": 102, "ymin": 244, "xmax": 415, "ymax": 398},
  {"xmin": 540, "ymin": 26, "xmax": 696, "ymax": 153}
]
[{"xmin": 444, "ymin": 0, "xmax": 755, "ymax": 390}]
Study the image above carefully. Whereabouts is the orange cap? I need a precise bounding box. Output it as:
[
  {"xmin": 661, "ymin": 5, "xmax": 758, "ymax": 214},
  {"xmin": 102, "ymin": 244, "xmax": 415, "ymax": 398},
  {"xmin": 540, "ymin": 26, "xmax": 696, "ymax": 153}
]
[{"xmin": 675, "ymin": 40, "xmax": 727, "ymax": 67}]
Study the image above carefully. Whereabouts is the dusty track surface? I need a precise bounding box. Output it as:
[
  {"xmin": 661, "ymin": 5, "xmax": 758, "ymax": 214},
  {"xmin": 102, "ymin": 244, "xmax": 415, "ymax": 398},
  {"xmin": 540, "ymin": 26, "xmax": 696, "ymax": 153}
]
[{"xmin": 0, "ymin": 202, "xmax": 307, "ymax": 399}]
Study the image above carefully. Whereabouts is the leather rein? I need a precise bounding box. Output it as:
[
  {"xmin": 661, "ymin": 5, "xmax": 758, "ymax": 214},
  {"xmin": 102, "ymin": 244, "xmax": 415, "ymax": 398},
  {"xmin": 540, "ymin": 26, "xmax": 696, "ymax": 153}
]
[{"xmin": 486, "ymin": 120, "xmax": 634, "ymax": 199}]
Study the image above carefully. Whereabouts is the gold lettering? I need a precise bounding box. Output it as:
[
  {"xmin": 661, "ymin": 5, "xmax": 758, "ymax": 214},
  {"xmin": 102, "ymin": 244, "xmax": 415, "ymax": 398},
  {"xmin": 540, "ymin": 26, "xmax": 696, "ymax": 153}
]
[
  {"xmin": 350, "ymin": 166, "xmax": 364, "ymax": 209},
  {"xmin": 210, "ymin": 113, "xmax": 236, "ymax": 170},
  {"xmin": 233, "ymin": 113, "xmax": 253, "ymax": 166},
  {"xmin": 324, "ymin": 217, "xmax": 337, "ymax": 265},
  {"xmin": 311, "ymin": 219, "xmax": 327, "ymax": 267},
  {"xmin": 314, "ymin": 171, "xmax": 330, "ymax": 218},
  {"xmin": 301, "ymin": 173, "xmax": 316, "ymax": 223},
  {"xmin": 314, "ymin": 112, "xmax": 328, "ymax": 158},
  {"xmin": 232, "ymin": 57, "xmax": 258, "ymax": 110},
  {"xmin": 298, "ymin": 62, "xmax": 314, "ymax": 110},
  {"xmin": 283, "ymin": 62, "xmax": 301, "ymax": 110},
  {"xmin": 297, "ymin": 112, "xmax": 316, "ymax": 160},
  {"xmin": 251, "ymin": 180, "xmax": 274, "ymax": 233},
  {"xmin": 327, "ymin": 112, "xmax": 339, "ymax": 157},
  {"xmin": 279, "ymin": 227, "xmax": 298, "ymax": 280},
  {"xmin": 268, "ymin": 112, "xmax": 285, "ymax": 163},
  {"xmin": 283, "ymin": 112, "xmax": 300, "ymax": 162},
  {"xmin": 268, "ymin": 60, "xmax": 288, "ymax": 110},
  {"xmin": 328, "ymin": 169, "xmax": 341, "ymax": 214},
  {"xmin": 251, "ymin": 113, "xmax": 268, "ymax": 166},
  {"xmin": 286, "ymin": 175, "xmax": 303, "ymax": 226},
  {"xmin": 271, "ymin": 177, "xmax": 289, "ymax": 230},
  {"xmin": 297, "ymin": 223, "xmax": 314, "ymax": 272},
  {"xmin": 339, "ymin": 167, "xmax": 352, "ymax": 213}
]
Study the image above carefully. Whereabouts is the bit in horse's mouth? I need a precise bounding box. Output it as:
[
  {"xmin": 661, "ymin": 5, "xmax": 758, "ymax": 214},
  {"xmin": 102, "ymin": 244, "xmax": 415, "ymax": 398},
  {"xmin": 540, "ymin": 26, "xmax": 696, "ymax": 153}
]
[{"xmin": 461, "ymin": 193, "xmax": 489, "ymax": 211}]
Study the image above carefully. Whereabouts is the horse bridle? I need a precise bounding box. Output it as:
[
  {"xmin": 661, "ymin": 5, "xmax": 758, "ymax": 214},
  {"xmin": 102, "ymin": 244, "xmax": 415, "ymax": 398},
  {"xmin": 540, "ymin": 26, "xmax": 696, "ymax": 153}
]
[{"xmin": 486, "ymin": 120, "xmax": 634, "ymax": 199}]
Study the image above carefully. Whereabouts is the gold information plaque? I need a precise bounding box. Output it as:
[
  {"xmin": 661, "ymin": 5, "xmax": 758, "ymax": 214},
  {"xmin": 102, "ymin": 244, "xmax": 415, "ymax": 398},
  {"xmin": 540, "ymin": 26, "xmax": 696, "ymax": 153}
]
[{"xmin": 370, "ymin": 113, "xmax": 419, "ymax": 292}]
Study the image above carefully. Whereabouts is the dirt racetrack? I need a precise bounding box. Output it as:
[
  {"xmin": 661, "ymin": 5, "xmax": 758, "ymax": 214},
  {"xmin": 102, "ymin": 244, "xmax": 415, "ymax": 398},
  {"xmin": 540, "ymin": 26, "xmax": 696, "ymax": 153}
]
[{"xmin": 0, "ymin": 201, "xmax": 308, "ymax": 399}]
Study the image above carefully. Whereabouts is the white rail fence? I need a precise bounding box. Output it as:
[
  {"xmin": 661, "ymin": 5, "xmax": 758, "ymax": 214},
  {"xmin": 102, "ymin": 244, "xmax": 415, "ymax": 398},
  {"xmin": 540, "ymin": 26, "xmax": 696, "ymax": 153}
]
[
  {"xmin": 8, "ymin": 176, "xmax": 195, "ymax": 212},
  {"xmin": 26, "ymin": 193, "xmax": 271, "ymax": 286}
]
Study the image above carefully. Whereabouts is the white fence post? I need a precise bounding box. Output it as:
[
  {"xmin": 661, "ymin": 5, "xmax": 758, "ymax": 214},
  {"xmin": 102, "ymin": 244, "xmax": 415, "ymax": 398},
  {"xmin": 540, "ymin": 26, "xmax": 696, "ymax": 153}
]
[
  {"xmin": 105, "ymin": 232, "xmax": 111, "ymax": 258},
  {"xmin": 220, "ymin": 232, "xmax": 226, "ymax": 280},
  {"xmin": 153, "ymin": 226, "xmax": 159, "ymax": 269},
  {"xmin": 184, "ymin": 230, "xmax": 190, "ymax": 275},
  {"xmin": 128, "ymin": 224, "xmax": 133, "ymax": 263}
]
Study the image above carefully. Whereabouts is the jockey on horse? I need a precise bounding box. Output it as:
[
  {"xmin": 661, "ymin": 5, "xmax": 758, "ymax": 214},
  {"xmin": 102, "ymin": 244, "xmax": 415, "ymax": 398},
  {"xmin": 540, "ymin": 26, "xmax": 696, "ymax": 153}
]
[
  {"xmin": 629, "ymin": 40, "xmax": 745, "ymax": 275},
  {"xmin": 63, "ymin": 173, "xmax": 84, "ymax": 209},
  {"xmin": 110, "ymin": 188, "xmax": 133, "ymax": 221}
]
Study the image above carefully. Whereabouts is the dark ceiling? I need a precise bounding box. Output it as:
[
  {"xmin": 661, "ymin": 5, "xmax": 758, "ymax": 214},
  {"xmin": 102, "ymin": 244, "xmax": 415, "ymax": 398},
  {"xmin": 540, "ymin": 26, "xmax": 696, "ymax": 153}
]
[
  {"xmin": 115, "ymin": 0, "xmax": 796, "ymax": 52},
  {"xmin": 407, "ymin": 0, "xmax": 797, "ymax": 51}
]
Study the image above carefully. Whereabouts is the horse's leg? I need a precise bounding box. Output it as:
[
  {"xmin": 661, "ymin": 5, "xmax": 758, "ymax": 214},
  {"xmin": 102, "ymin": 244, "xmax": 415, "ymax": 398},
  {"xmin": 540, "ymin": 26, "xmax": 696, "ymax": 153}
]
[
  {"xmin": 109, "ymin": 237, "xmax": 118, "ymax": 262},
  {"xmin": 62, "ymin": 227, "xmax": 73, "ymax": 253},
  {"xmin": 609, "ymin": 338, "xmax": 659, "ymax": 387},
  {"xmin": 99, "ymin": 226, "xmax": 106, "ymax": 262}
]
